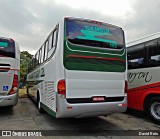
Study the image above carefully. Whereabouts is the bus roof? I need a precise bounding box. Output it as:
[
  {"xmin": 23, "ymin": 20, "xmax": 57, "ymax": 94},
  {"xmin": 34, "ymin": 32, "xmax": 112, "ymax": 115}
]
[
  {"xmin": 127, "ymin": 32, "xmax": 160, "ymax": 47},
  {"xmin": 0, "ymin": 36, "xmax": 15, "ymax": 42}
]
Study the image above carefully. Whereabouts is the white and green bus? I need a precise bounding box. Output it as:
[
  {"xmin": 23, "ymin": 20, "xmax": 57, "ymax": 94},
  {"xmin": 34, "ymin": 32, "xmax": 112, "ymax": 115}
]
[{"xmin": 27, "ymin": 17, "xmax": 127, "ymax": 118}]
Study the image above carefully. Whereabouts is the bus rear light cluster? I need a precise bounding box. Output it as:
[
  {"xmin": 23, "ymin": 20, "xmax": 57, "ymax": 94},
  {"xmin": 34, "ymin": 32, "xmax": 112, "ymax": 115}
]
[
  {"xmin": 67, "ymin": 106, "xmax": 72, "ymax": 109},
  {"xmin": 10, "ymin": 38, "xmax": 14, "ymax": 42},
  {"xmin": 8, "ymin": 74, "xmax": 18, "ymax": 95},
  {"xmin": 118, "ymin": 103, "xmax": 126, "ymax": 107},
  {"xmin": 91, "ymin": 20, "xmax": 102, "ymax": 24},
  {"xmin": 57, "ymin": 79, "xmax": 66, "ymax": 98}
]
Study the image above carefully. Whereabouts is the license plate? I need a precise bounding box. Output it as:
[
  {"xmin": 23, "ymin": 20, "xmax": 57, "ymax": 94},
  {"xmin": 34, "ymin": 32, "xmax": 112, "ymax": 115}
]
[{"xmin": 92, "ymin": 96, "xmax": 105, "ymax": 102}]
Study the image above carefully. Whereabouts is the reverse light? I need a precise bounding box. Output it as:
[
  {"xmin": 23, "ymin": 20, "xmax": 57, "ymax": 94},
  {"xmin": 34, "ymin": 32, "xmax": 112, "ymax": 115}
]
[
  {"xmin": 57, "ymin": 79, "xmax": 66, "ymax": 98},
  {"xmin": 118, "ymin": 103, "xmax": 127, "ymax": 107},
  {"xmin": 8, "ymin": 74, "xmax": 18, "ymax": 95}
]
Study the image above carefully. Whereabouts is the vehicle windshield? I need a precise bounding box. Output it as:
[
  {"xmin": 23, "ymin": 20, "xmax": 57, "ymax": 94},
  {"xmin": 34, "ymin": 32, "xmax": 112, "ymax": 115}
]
[
  {"xmin": 66, "ymin": 19, "xmax": 124, "ymax": 49},
  {"xmin": 0, "ymin": 39, "xmax": 15, "ymax": 58}
]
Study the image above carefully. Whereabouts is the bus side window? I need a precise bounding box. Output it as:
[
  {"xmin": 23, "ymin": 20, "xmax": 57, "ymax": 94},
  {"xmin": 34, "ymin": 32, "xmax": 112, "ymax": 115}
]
[
  {"xmin": 129, "ymin": 58, "xmax": 144, "ymax": 69},
  {"xmin": 48, "ymin": 29, "xmax": 57, "ymax": 58},
  {"xmin": 48, "ymin": 33, "xmax": 53, "ymax": 51},
  {"xmin": 138, "ymin": 58, "xmax": 144, "ymax": 65},
  {"xmin": 53, "ymin": 29, "xmax": 57, "ymax": 47},
  {"xmin": 149, "ymin": 55, "xmax": 160, "ymax": 66},
  {"xmin": 39, "ymin": 49, "xmax": 42, "ymax": 64},
  {"xmin": 127, "ymin": 43, "xmax": 145, "ymax": 69},
  {"xmin": 41, "ymin": 45, "xmax": 45, "ymax": 63},
  {"xmin": 44, "ymin": 40, "xmax": 48, "ymax": 61},
  {"xmin": 147, "ymin": 39, "xmax": 160, "ymax": 67}
]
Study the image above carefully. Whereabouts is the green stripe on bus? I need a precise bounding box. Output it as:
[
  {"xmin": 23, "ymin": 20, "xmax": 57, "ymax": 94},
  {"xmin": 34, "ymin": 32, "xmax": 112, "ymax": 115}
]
[
  {"xmin": 64, "ymin": 41, "xmax": 126, "ymax": 72},
  {"xmin": 41, "ymin": 102, "xmax": 56, "ymax": 117}
]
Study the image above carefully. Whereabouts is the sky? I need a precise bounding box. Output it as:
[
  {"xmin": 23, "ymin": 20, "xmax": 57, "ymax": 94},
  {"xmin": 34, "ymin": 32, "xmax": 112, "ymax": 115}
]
[{"xmin": 0, "ymin": 0, "xmax": 160, "ymax": 54}]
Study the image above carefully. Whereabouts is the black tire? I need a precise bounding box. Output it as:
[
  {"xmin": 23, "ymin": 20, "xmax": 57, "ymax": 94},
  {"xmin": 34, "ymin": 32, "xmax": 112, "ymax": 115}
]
[
  {"xmin": 37, "ymin": 93, "xmax": 44, "ymax": 113},
  {"xmin": 145, "ymin": 96, "xmax": 160, "ymax": 124}
]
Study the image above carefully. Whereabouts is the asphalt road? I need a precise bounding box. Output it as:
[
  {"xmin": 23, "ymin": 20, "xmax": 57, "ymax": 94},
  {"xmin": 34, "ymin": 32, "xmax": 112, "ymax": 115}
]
[{"xmin": 0, "ymin": 98, "xmax": 160, "ymax": 139}]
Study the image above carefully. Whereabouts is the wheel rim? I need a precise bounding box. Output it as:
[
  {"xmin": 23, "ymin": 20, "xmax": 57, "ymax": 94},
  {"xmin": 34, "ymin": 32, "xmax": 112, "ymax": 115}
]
[{"xmin": 151, "ymin": 102, "xmax": 160, "ymax": 120}]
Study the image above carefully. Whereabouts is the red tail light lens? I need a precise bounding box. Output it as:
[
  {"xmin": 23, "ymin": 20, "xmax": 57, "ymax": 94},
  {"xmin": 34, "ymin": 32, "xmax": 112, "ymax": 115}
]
[
  {"xmin": 57, "ymin": 79, "xmax": 66, "ymax": 97},
  {"xmin": 8, "ymin": 74, "xmax": 18, "ymax": 95},
  {"xmin": 10, "ymin": 38, "xmax": 15, "ymax": 42},
  {"xmin": 13, "ymin": 74, "xmax": 18, "ymax": 87},
  {"xmin": 91, "ymin": 20, "xmax": 102, "ymax": 24},
  {"xmin": 125, "ymin": 80, "xmax": 128, "ymax": 93}
]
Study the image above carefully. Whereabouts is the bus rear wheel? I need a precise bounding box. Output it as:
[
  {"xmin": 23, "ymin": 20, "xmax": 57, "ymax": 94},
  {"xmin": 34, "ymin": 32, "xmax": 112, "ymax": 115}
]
[
  {"xmin": 37, "ymin": 93, "xmax": 44, "ymax": 113},
  {"xmin": 145, "ymin": 96, "xmax": 160, "ymax": 124}
]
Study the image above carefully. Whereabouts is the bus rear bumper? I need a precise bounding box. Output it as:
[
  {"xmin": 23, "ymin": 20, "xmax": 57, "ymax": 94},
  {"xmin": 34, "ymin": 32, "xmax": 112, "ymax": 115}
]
[
  {"xmin": 0, "ymin": 93, "xmax": 18, "ymax": 107},
  {"xmin": 56, "ymin": 96, "xmax": 127, "ymax": 118}
]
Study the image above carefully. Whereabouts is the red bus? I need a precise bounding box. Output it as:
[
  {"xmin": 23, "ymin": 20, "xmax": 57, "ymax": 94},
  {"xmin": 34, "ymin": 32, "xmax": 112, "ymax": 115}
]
[{"xmin": 127, "ymin": 32, "xmax": 160, "ymax": 123}]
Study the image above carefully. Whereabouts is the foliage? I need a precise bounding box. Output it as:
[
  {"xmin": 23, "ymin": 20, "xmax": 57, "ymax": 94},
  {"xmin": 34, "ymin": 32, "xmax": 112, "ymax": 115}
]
[{"xmin": 20, "ymin": 51, "xmax": 33, "ymax": 83}]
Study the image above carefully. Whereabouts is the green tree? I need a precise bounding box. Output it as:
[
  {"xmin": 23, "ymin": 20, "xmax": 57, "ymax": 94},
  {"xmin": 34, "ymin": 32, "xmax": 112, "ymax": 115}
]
[{"xmin": 20, "ymin": 51, "xmax": 33, "ymax": 83}]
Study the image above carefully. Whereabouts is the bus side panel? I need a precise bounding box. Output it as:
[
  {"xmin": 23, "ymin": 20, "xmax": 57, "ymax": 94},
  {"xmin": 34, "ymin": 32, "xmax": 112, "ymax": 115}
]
[
  {"xmin": 54, "ymin": 19, "xmax": 66, "ymax": 117},
  {"xmin": 41, "ymin": 21, "xmax": 64, "ymax": 114},
  {"xmin": 27, "ymin": 21, "xmax": 64, "ymax": 116},
  {"xmin": 128, "ymin": 85, "xmax": 160, "ymax": 111},
  {"xmin": 27, "ymin": 58, "xmax": 57, "ymax": 113},
  {"xmin": 128, "ymin": 67, "xmax": 160, "ymax": 111},
  {"xmin": 43, "ymin": 59, "xmax": 57, "ymax": 113}
]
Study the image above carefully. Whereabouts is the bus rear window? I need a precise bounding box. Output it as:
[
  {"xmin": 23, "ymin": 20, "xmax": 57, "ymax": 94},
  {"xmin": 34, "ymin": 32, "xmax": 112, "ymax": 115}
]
[
  {"xmin": 66, "ymin": 19, "xmax": 124, "ymax": 49},
  {"xmin": 0, "ymin": 39, "xmax": 15, "ymax": 58}
]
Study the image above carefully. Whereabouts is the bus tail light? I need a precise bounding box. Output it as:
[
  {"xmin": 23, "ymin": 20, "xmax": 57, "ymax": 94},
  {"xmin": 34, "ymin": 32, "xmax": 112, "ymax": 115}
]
[
  {"xmin": 57, "ymin": 79, "xmax": 66, "ymax": 98},
  {"xmin": 10, "ymin": 38, "xmax": 15, "ymax": 42},
  {"xmin": 91, "ymin": 20, "xmax": 102, "ymax": 24},
  {"xmin": 125, "ymin": 80, "xmax": 128, "ymax": 93},
  {"xmin": 118, "ymin": 103, "xmax": 127, "ymax": 107},
  {"xmin": 8, "ymin": 74, "xmax": 18, "ymax": 95}
]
